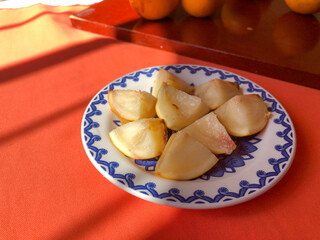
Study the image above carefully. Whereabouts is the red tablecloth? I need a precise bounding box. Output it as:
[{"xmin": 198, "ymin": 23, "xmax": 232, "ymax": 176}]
[{"xmin": 1, "ymin": 4, "xmax": 320, "ymax": 240}]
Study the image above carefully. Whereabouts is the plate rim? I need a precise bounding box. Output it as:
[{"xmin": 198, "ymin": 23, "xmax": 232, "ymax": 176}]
[{"xmin": 81, "ymin": 64, "xmax": 296, "ymax": 209}]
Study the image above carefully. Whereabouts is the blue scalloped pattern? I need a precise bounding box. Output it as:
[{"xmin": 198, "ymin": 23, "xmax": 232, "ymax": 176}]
[
  {"xmin": 201, "ymin": 137, "xmax": 261, "ymax": 179},
  {"xmin": 83, "ymin": 65, "xmax": 294, "ymax": 205},
  {"xmin": 134, "ymin": 137, "xmax": 261, "ymax": 179}
]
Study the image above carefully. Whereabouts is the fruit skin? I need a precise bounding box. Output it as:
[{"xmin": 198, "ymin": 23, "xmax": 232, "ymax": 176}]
[
  {"xmin": 182, "ymin": 112, "xmax": 236, "ymax": 155},
  {"xmin": 214, "ymin": 94, "xmax": 270, "ymax": 137},
  {"xmin": 129, "ymin": 0, "xmax": 179, "ymax": 20},
  {"xmin": 109, "ymin": 118, "xmax": 168, "ymax": 159},
  {"xmin": 155, "ymin": 84, "xmax": 210, "ymax": 131},
  {"xmin": 152, "ymin": 68, "xmax": 194, "ymax": 97},
  {"xmin": 284, "ymin": 0, "xmax": 320, "ymax": 14},
  {"xmin": 194, "ymin": 79, "xmax": 242, "ymax": 110},
  {"xmin": 181, "ymin": 0, "xmax": 223, "ymax": 18},
  {"xmin": 108, "ymin": 90, "xmax": 157, "ymax": 124},
  {"xmin": 155, "ymin": 131, "xmax": 219, "ymax": 180}
]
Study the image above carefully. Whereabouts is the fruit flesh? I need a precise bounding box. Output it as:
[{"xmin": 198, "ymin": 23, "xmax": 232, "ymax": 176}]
[
  {"xmin": 108, "ymin": 90, "xmax": 156, "ymax": 124},
  {"xmin": 152, "ymin": 68, "xmax": 194, "ymax": 97},
  {"xmin": 107, "ymin": 71, "xmax": 272, "ymax": 181},
  {"xmin": 155, "ymin": 131, "xmax": 219, "ymax": 180},
  {"xmin": 183, "ymin": 112, "xmax": 236, "ymax": 155},
  {"xmin": 155, "ymin": 84, "xmax": 209, "ymax": 130},
  {"xmin": 109, "ymin": 118, "xmax": 167, "ymax": 159}
]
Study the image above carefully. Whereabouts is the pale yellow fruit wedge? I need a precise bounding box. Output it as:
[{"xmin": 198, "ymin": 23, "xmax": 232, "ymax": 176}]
[
  {"xmin": 152, "ymin": 68, "xmax": 194, "ymax": 97},
  {"xmin": 194, "ymin": 79, "xmax": 242, "ymax": 110},
  {"xmin": 215, "ymin": 94, "xmax": 270, "ymax": 137},
  {"xmin": 155, "ymin": 84, "xmax": 210, "ymax": 130},
  {"xmin": 108, "ymin": 90, "xmax": 156, "ymax": 124},
  {"xmin": 182, "ymin": 112, "xmax": 236, "ymax": 155},
  {"xmin": 109, "ymin": 118, "xmax": 167, "ymax": 159},
  {"xmin": 155, "ymin": 131, "xmax": 219, "ymax": 180}
]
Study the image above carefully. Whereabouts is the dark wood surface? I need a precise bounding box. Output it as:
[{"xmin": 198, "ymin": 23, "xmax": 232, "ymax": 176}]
[{"xmin": 70, "ymin": 0, "xmax": 320, "ymax": 89}]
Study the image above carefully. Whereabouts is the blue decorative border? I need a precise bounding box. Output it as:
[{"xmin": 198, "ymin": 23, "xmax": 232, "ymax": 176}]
[
  {"xmin": 82, "ymin": 65, "xmax": 295, "ymax": 206},
  {"xmin": 134, "ymin": 137, "xmax": 262, "ymax": 179}
]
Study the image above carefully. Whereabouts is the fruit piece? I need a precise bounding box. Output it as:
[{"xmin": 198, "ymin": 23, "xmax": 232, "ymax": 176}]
[
  {"xmin": 155, "ymin": 131, "xmax": 219, "ymax": 180},
  {"xmin": 155, "ymin": 84, "xmax": 210, "ymax": 130},
  {"xmin": 129, "ymin": 0, "xmax": 179, "ymax": 20},
  {"xmin": 109, "ymin": 118, "xmax": 167, "ymax": 159},
  {"xmin": 181, "ymin": 0, "xmax": 223, "ymax": 18},
  {"xmin": 194, "ymin": 79, "xmax": 242, "ymax": 110},
  {"xmin": 152, "ymin": 68, "xmax": 194, "ymax": 97},
  {"xmin": 108, "ymin": 90, "xmax": 156, "ymax": 124},
  {"xmin": 182, "ymin": 112, "xmax": 236, "ymax": 155},
  {"xmin": 284, "ymin": 0, "xmax": 320, "ymax": 15},
  {"xmin": 214, "ymin": 94, "xmax": 270, "ymax": 137}
]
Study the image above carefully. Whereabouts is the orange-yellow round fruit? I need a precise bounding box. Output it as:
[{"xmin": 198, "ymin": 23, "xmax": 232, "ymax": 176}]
[
  {"xmin": 129, "ymin": 0, "xmax": 179, "ymax": 20},
  {"xmin": 284, "ymin": 0, "xmax": 320, "ymax": 14},
  {"xmin": 181, "ymin": 0, "xmax": 222, "ymax": 18}
]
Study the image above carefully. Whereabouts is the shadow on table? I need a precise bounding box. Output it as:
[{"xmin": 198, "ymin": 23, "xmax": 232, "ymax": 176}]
[
  {"xmin": 0, "ymin": 10, "xmax": 76, "ymax": 31},
  {"xmin": 0, "ymin": 96, "xmax": 92, "ymax": 146},
  {"xmin": 142, "ymin": 121, "xmax": 308, "ymax": 240},
  {"xmin": 0, "ymin": 37, "xmax": 115, "ymax": 145},
  {"xmin": 0, "ymin": 38, "xmax": 114, "ymax": 85},
  {"xmin": 48, "ymin": 193, "xmax": 131, "ymax": 240}
]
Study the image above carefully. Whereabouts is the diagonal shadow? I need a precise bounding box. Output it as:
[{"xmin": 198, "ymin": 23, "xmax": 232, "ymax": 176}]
[
  {"xmin": 0, "ymin": 38, "xmax": 115, "ymax": 85},
  {"xmin": 0, "ymin": 11, "xmax": 76, "ymax": 31},
  {"xmin": 0, "ymin": 96, "xmax": 92, "ymax": 146},
  {"xmin": 48, "ymin": 194, "xmax": 131, "ymax": 240}
]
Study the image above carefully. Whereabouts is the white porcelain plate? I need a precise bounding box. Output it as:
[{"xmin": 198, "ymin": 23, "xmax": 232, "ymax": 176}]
[{"xmin": 81, "ymin": 65, "xmax": 296, "ymax": 209}]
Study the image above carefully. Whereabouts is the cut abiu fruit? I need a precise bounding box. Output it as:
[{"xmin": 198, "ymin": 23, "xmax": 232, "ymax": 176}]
[
  {"xmin": 108, "ymin": 90, "xmax": 156, "ymax": 124},
  {"xmin": 152, "ymin": 68, "xmax": 194, "ymax": 97},
  {"xmin": 155, "ymin": 131, "xmax": 219, "ymax": 180},
  {"xmin": 155, "ymin": 84, "xmax": 210, "ymax": 131},
  {"xmin": 215, "ymin": 94, "xmax": 270, "ymax": 137},
  {"xmin": 182, "ymin": 112, "xmax": 236, "ymax": 155},
  {"xmin": 194, "ymin": 79, "xmax": 242, "ymax": 110},
  {"xmin": 109, "ymin": 118, "xmax": 168, "ymax": 159}
]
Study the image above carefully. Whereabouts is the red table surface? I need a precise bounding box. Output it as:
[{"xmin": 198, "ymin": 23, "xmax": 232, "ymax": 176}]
[{"xmin": 1, "ymin": 4, "xmax": 320, "ymax": 240}]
